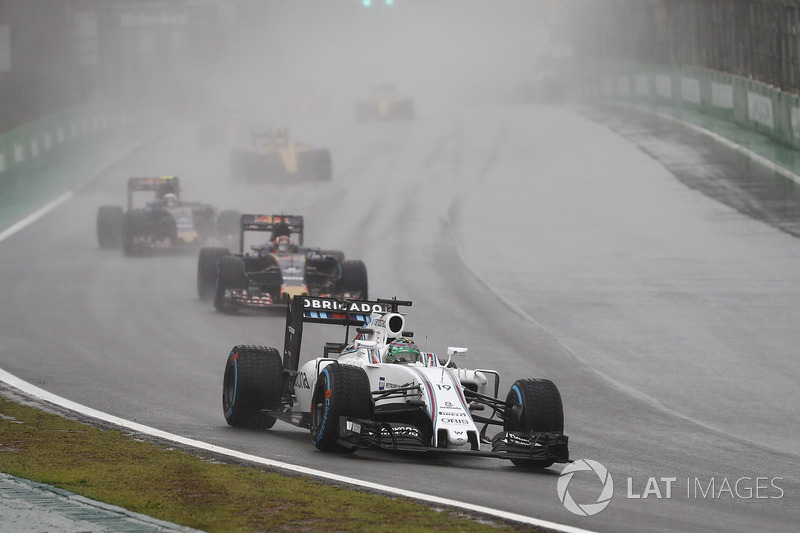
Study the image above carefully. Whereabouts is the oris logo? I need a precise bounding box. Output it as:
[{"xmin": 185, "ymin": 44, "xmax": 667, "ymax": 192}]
[{"xmin": 557, "ymin": 459, "xmax": 614, "ymax": 516}]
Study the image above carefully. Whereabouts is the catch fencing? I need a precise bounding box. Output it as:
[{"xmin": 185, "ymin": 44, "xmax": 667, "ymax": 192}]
[{"xmin": 564, "ymin": 0, "xmax": 800, "ymax": 96}]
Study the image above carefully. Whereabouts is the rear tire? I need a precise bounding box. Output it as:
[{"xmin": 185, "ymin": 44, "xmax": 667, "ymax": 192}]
[
  {"xmin": 216, "ymin": 210, "xmax": 240, "ymax": 238},
  {"xmin": 97, "ymin": 205, "xmax": 124, "ymax": 248},
  {"xmin": 504, "ymin": 378, "xmax": 564, "ymax": 468},
  {"xmin": 197, "ymin": 247, "xmax": 229, "ymax": 300},
  {"xmin": 260, "ymin": 152, "xmax": 284, "ymax": 183},
  {"xmin": 314, "ymin": 149, "xmax": 332, "ymax": 181},
  {"xmin": 339, "ymin": 260, "xmax": 368, "ymax": 299},
  {"xmin": 122, "ymin": 209, "xmax": 147, "ymax": 256},
  {"xmin": 214, "ymin": 255, "xmax": 246, "ymax": 313},
  {"xmin": 310, "ymin": 364, "xmax": 372, "ymax": 452},
  {"xmin": 222, "ymin": 345, "xmax": 284, "ymax": 429}
]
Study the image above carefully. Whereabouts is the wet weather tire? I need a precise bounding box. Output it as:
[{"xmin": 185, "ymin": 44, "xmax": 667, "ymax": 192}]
[
  {"xmin": 339, "ymin": 260, "xmax": 368, "ymax": 299},
  {"xmin": 314, "ymin": 149, "xmax": 332, "ymax": 181},
  {"xmin": 97, "ymin": 205, "xmax": 124, "ymax": 248},
  {"xmin": 214, "ymin": 255, "xmax": 246, "ymax": 313},
  {"xmin": 504, "ymin": 378, "xmax": 564, "ymax": 468},
  {"xmin": 122, "ymin": 209, "xmax": 147, "ymax": 256},
  {"xmin": 310, "ymin": 364, "xmax": 372, "ymax": 452},
  {"xmin": 197, "ymin": 247, "xmax": 229, "ymax": 300},
  {"xmin": 222, "ymin": 345, "xmax": 284, "ymax": 429},
  {"xmin": 216, "ymin": 210, "xmax": 240, "ymax": 238}
]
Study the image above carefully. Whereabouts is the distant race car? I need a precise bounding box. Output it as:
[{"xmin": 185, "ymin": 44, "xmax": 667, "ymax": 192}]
[
  {"xmin": 196, "ymin": 214, "xmax": 368, "ymax": 312},
  {"xmin": 229, "ymin": 126, "xmax": 332, "ymax": 183},
  {"xmin": 354, "ymin": 84, "xmax": 414, "ymax": 121},
  {"xmin": 221, "ymin": 296, "xmax": 570, "ymax": 468},
  {"xmin": 96, "ymin": 176, "xmax": 240, "ymax": 256}
]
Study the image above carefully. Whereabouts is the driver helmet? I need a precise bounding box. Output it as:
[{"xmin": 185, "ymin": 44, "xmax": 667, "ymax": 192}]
[
  {"xmin": 274, "ymin": 235, "xmax": 295, "ymax": 254},
  {"xmin": 386, "ymin": 338, "xmax": 421, "ymax": 364},
  {"xmin": 163, "ymin": 193, "xmax": 178, "ymax": 207}
]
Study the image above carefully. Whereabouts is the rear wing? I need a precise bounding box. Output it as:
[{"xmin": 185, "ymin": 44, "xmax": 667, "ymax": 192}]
[
  {"xmin": 126, "ymin": 176, "xmax": 180, "ymax": 210},
  {"xmin": 282, "ymin": 296, "xmax": 410, "ymax": 373},
  {"xmin": 239, "ymin": 214, "xmax": 304, "ymax": 251}
]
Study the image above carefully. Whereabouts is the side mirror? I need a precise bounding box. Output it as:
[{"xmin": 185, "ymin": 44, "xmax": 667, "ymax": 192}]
[{"xmin": 444, "ymin": 346, "xmax": 468, "ymax": 368}]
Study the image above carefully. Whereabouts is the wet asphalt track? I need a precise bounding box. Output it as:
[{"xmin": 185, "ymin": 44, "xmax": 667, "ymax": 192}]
[{"xmin": 1, "ymin": 101, "xmax": 798, "ymax": 532}]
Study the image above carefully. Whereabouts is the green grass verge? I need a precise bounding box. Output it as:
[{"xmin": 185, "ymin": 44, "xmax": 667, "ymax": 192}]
[{"xmin": 0, "ymin": 394, "xmax": 538, "ymax": 532}]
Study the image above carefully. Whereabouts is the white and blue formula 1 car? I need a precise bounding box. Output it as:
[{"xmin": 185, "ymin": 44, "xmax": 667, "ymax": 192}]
[{"xmin": 222, "ymin": 296, "xmax": 570, "ymax": 468}]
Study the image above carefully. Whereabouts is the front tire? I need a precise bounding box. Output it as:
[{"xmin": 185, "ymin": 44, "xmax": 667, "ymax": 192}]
[
  {"xmin": 310, "ymin": 364, "xmax": 372, "ymax": 452},
  {"xmin": 222, "ymin": 345, "xmax": 284, "ymax": 429},
  {"xmin": 504, "ymin": 378, "xmax": 564, "ymax": 468}
]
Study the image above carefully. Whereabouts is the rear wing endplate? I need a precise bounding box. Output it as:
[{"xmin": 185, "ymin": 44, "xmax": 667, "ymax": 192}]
[{"xmin": 282, "ymin": 296, "xmax": 392, "ymax": 373}]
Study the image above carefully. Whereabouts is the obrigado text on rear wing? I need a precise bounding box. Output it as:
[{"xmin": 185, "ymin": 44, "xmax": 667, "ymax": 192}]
[
  {"xmin": 303, "ymin": 296, "xmax": 389, "ymax": 315},
  {"xmin": 283, "ymin": 296, "xmax": 410, "ymax": 372}
]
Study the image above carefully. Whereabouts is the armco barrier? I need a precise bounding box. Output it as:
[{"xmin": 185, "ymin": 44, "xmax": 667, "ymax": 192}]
[
  {"xmin": 0, "ymin": 101, "xmax": 168, "ymax": 231},
  {"xmin": 571, "ymin": 64, "xmax": 800, "ymax": 151},
  {"xmin": 0, "ymin": 101, "xmax": 163, "ymax": 179}
]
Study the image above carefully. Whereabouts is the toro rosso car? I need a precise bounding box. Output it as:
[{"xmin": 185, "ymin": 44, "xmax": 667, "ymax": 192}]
[
  {"xmin": 197, "ymin": 215, "xmax": 368, "ymax": 312},
  {"xmin": 222, "ymin": 296, "xmax": 570, "ymax": 468},
  {"xmin": 354, "ymin": 84, "xmax": 414, "ymax": 121},
  {"xmin": 96, "ymin": 176, "xmax": 240, "ymax": 256},
  {"xmin": 229, "ymin": 126, "xmax": 332, "ymax": 183}
]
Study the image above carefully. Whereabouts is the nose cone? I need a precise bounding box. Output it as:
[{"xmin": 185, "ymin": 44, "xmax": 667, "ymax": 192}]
[{"xmin": 448, "ymin": 430, "xmax": 468, "ymax": 447}]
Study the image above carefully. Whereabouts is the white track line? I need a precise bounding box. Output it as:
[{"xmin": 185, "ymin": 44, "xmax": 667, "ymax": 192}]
[
  {"xmin": 0, "ymin": 368, "xmax": 596, "ymax": 533},
  {"xmin": 0, "ymin": 192, "xmax": 75, "ymax": 243},
  {"xmin": 0, "ymin": 139, "xmax": 150, "ymax": 243},
  {"xmin": 611, "ymin": 102, "xmax": 800, "ymax": 185}
]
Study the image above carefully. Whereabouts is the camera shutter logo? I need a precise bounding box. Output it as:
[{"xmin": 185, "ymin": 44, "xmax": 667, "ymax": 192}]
[{"xmin": 557, "ymin": 459, "xmax": 614, "ymax": 516}]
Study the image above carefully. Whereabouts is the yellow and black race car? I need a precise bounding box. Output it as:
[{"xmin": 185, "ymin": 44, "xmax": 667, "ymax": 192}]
[
  {"xmin": 229, "ymin": 126, "xmax": 332, "ymax": 183},
  {"xmin": 354, "ymin": 84, "xmax": 414, "ymax": 121}
]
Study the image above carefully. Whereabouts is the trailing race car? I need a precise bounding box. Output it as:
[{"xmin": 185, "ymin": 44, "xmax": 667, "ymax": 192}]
[
  {"xmin": 197, "ymin": 214, "xmax": 368, "ymax": 311},
  {"xmin": 96, "ymin": 176, "xmax": 240, "ymax": 256},
  {"xmin": 222, "ymin": 296, "xmax": 569, "ymax": 468},
  {"xmin": 229, "ymin": 126, "xmax": 332, "ymax": 183},
  {"xmin": 354, "ymin": 84, "xmax": 414, "ymax": 121}
]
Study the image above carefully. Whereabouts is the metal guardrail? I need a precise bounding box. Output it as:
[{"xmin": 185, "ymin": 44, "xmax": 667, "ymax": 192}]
[{"xmin": 0, "ymin": 102, "xmax": 163, "ymax": 179}]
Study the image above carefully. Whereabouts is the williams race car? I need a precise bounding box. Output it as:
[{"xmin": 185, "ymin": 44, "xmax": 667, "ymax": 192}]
[
  {"xmin": 222, "ymin": 296, "xmax": 570, "ymax": 468},
  {"xmin": 229, "ymin": 127, "xmax": 332, "ymax": 183},
  {"xmin": 96, "ymin": 176, "xmax": 240, "ymax": 256},
  {"xmin": 197, "ymin": 214, "xmax": 368, "ymax": 312},
  {"xmin": 354, "ymin": 84, "xmax": 414, "ymax": 121}
]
